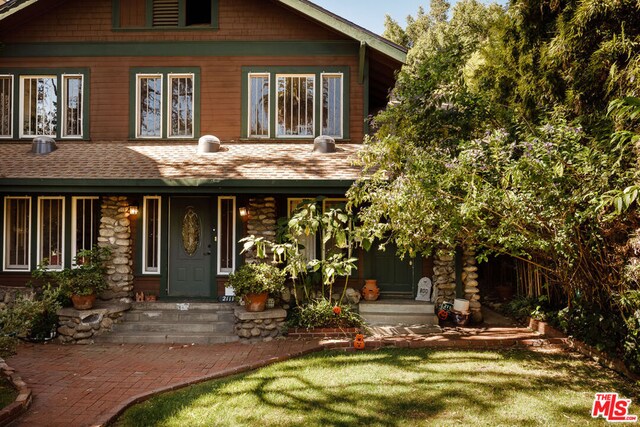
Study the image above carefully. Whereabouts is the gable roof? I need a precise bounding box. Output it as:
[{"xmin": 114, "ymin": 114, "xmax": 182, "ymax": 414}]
[{"xmin": 0, "ymin": 0, "xmax": 406, "ymax": 63}]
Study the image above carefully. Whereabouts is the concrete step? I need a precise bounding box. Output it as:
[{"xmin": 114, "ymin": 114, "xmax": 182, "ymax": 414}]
[
  {"xmin": 359, "ymin": 299, "xmax": 438, "ymax": 326},
  {"xmin": 96, "ymin": 332, "xmax": 239, "ymax": 345},
  {"xmin": 124, "ymin": 310, "xmax": 235, "ymax": 323},
  {"xmin": 131, "ymin": 302, "xmax": 235, "ymax": 311},
  {"xmin": 113, "ymin": 321, "xmax": 234, "ymax": 334}
]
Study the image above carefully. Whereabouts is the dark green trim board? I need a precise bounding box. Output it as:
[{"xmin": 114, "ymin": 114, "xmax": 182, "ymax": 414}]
[
  {"xmin": 0, "ymin": 179, "xmax": 356, "ymax": 195},
  {"xmin": 0, "ymin": 41, "xmax": 359, "ymax": 58},
  {"xmin": 128, "ymin": 67, "xmax": 201, "ymax": 140},
  {"xmin": 1, "ymin": 68, "xmax": 90, "ymax": 140},
  {"xmin": 111, "ymin": 0, "xmax": 219, "ymax": 30},
  {"xmin": 111, "ymin": 0, "xmax": 120, "ymax": 28},
  {"xmin": 241, "ymin": 66, "xmax": 351, "ymax": 140},
  {"xmin": 160, "ymin": 196, "xmax": 169, "ymax": 297},
  {"xmin": 359, "ymin": 42, "xmax": 366, "ymax": 84},
  {"xmin": 363, "ymin": 54, "xmax": 370, "ymax": 135}
]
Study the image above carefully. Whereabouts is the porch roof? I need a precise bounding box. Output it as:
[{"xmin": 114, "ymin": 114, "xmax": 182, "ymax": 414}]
[{"xmin": 0, "ymin": 142, "xmax": 362, "ymax": 192}]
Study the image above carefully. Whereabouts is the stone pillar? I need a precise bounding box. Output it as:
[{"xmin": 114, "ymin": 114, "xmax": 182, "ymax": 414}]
[
  {"xmin": 244, "ymin": 196, "xmax": 277, "ymax": 264},
  {"xmin": 432, "ymin": 250, "xmax": 456, "ymax": 306},
  {"xmin": 98, "ymin": 196, "xmax": 134, "ymax": 302},
  {"xmin": 462, "ymin": 248, "xmax": 482, "ymax": 322}
]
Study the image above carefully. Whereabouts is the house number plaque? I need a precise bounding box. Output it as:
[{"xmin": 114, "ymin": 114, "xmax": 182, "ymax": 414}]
[{"xmin": 182, "ymin": 207, "xmax": 201, "ymax": 256}]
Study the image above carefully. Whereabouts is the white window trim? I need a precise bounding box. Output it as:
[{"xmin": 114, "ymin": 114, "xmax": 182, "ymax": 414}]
[
  {"xmin": 142, "ymin": 196, "xmax": 162, "ymax": 274},
  {"xmin": 217, "ymin": 196, "xmax": 236, "ymax": 275},
  {"xmin": 135, "ymin": 74, "xmax": 163, "ymax": 139},
  {"xmin": 3, "ymin": 196, "xmax": 31, "ymax": 272},
  {"xmin": 37, "ymin": 196, "xmax": 65, "ymax": 271},
  {"xmin": 0, "ymin": 74, "xmax": 13, "ymax": 139},
  {"xmin": 167, "ymin": 73, "xmax": 195, "ymax": 139},
  {"xmin": 61, "ymin": 74, "xmax": 84, "ymax": 139},
  {"xmin": 275, "ymin": 74, "xmax": 316, "ymax": 139},
  {"xmin": 71, "ymin": 196, "xmax": 99, "ymax": 267},
  {"xmin": 320, "ymin": 72, "xmax": 344, "ymax": 139},
  {"xmin": 247, "ymin": 72, "xmax": 271, "ymax": 139},
  {"xmin": 19, "ymin": 75, "xmax": 58, "ymax": 139}
]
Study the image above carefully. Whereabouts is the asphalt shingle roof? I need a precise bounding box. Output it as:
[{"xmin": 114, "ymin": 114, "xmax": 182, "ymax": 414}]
[{"xmin": 0, "ymin": 142, "xmax": 362, "ymax": 181}]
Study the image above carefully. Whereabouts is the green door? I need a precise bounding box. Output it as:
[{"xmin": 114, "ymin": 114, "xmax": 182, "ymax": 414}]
[
  {"xmin": 364, "ymin": 243, "xmax": 415, "ymax": 298},
  {"xmin": 169, "ymin": 197, "xmax": 215, "ymax": 297}
]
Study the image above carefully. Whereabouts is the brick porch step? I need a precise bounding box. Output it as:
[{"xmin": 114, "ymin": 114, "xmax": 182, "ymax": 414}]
[
  {"xmin": 359, "ymin": 299, "xmax": 438, "ymax": 326},
  {"xmin": 95, "ymin": 301, "xmax": 239, "ymax": 345}
]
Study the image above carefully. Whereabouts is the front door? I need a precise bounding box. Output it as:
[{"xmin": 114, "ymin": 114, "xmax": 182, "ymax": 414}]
[
  {"xmin": 364, "ymin": 243, "xmax": 415, "ymax": 298},
  {"xmin": 169, "ymin": 197, "xmax": 215, "ymax": 297}
]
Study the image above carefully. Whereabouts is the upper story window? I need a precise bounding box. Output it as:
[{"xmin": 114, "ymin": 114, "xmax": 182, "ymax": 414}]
[
  {"xmin": 243, "ymin": 67, "xmax": 349, "ymax": 140},
  {"xmin": 0, "ymin": 70, "xmax": 89, "ymax": 140},
  {"xmin": 277, "ymin": 75, "xmax": 315, "ymax": 138},
  {"xmin": 0, "ymin": 76, "xmax": 13, "ymax": 139},
  {"xmin": 132, "ymin": 69, "xmax": 198, "ymax": 139}
]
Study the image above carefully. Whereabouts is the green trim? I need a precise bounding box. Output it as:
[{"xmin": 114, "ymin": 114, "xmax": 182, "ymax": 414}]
[
  {"xmin": 0, "ymin": 41, "xmax": 359, "ymax": 58},
  {"xmin": 111, "ymin": 0, "xmax": 120, "ymax": 28},
  {"xmin": 363, "ymin": 54, "xmax": 370, "ymax": 135},
  {"xmin": 129, "ymin": 67, "xmax": 200, "ymax": 140},
  {"xmin": 0, "ymin": 0, "xmax": 38, "ymax": 21},
  {"xmin": 275, "ymin": 0, "xmax": 406, "ymax": 63},
  {"xmin": 1, "ymin": 68, "xmax": 90, "ymax": 140},
  {"xmin": 0, "ymin": 178, "xmax": 356, "ymax": 195},
  {"xmin": 359, "ymin": 42, "xmax": 366, "ymax": 84},
  {"xmin": 241, "ymin": 66, "xmax": 350, "ymax": 140}
]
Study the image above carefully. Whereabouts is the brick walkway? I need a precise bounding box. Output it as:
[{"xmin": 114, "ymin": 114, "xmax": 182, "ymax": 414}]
[
  {"xmin": 6, "ymin": 340, "xmax": 322, "ymax": 427},
  {"xmin": 6, "ymin": 309, "xmax": 544, "ymax": 427}
]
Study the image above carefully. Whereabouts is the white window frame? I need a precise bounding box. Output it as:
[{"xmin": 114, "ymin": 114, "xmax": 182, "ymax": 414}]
[
  {"xmin": 19, "ymin": 75, "xmax": 58, "ymax": 139},
  {"xmin": 37, "ymin": 196, "xmax": 65, "ymax": 271},
  {"xmin": 287, "ymin": 198, "xmax": 317, "ymax": 261},
  {"xmin": 247, "ymin": 73, "xmax": 270, "ymax": 139},
  {"xmin": 320, "ymin": 73, "xmax": 344, "ymax": 139},
  {"xmin": 61, "ymin": 74, "xmax": 84, "ymax": 139},
  {"xmin": 217, "ymin": 196, "xmax": 236, "ymax": 275},
  {"xmin": 0, "ymin": 75, "xmax": 13, "ymax": 139},
  {"xmin": 142, "ymin": 196, "xmax": 162, "ymax": 274},
  {"xmin": 167, "ymin": 73, "xmax": 195, "ymax": 139},
  {"xmin": 71, "ymin": 196, "xmax": 99, "ymax": 267},
  {"xmin": 135, "ymin": 74, "xmax": 164, "ymax": 139},
  {"xmin": 276, "ymin": 74, "xmax": 316, "ymax": 139},
  {"xmin": 3, "ymin": 196, "xmax": 31, "ymax": 272}
]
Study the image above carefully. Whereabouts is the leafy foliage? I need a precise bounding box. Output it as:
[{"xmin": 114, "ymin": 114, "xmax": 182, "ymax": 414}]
[
  {"xmin": 287, "ymin": 299, "xmax": 364, "ymax": 329},
  {"xmin": 227, "ymin": 263, "xmax": 286, "ymax": 297}
]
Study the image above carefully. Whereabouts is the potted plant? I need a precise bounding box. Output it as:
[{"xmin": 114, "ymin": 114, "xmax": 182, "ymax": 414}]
[
  {"xmin": 34, "ymin": 246, "xmax": 111, "ymax": 310},
  {"xmin": 228, "ymin": 263, "xmax": 286, "ymax": 312}
]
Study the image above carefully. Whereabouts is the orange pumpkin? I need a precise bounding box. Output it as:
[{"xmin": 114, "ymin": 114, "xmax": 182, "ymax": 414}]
[
  {"xmin": 354, "ymin": 334, "xmax": 365, "ymax": 350},
  {"xmin": 333, "ymin": 306, "xmax": 342, "ymax": 315}
]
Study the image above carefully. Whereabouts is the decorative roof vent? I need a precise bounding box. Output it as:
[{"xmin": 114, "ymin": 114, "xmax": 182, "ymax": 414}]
[
  {"xmin": 30, "ymin": 136, "xmax": 57, "ymax": 155},
  {"xmin": 198, "ymin": 135, "xmax": 221, "ymax": 153},
  {"xmin": 313, "ymin": 135, "xmax": 336, "ymax": 153}
]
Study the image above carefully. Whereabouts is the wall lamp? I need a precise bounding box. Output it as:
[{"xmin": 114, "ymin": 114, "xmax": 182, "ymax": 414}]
[
  {"xmin": 130, "ymin": 206, "xmax": 139, "ymax": 216},
  {"xmin": 239, "ymin": 206, "xmax": 249, "ymax": 223}
]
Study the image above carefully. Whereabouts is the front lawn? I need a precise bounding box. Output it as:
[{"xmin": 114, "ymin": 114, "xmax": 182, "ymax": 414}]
[{"xmin": 116, "ymin": 348, "xmax": 639, "ymax": 426}]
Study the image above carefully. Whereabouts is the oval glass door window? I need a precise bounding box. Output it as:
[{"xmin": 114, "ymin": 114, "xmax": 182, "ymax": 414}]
[{"xmin": 182, "ymin": 207, "xmax": 201, "ymax": 256}]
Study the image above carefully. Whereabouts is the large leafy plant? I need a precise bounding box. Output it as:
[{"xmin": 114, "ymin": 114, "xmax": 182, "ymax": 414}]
[{"xmin": 227, "ymin": 263, "xmax": 286, "ymax": 297}]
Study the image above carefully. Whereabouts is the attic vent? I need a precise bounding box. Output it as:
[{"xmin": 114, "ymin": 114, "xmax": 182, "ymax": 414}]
[{"xmin": 153, "ymin": 0, "xmax": 179, "ymax": 27}]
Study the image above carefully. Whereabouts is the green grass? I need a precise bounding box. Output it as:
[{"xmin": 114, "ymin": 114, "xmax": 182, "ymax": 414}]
[{"xmin": 116, "ymin": 349, "xmax": 639, "ymax": 426}]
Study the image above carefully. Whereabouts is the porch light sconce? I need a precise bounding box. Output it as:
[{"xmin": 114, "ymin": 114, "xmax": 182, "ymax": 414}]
[
  {"xmin": 239, "ymin": 206, "xmax": 249, "ymax": 223},
  {"xmin": 129, "ymin": 206, "xmax": 139, "ymax": 216}
]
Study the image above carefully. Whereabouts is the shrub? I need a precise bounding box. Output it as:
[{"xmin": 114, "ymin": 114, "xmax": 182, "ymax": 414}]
[
  {"xmin": 228, "ymin": 263, "xmax": 286, "ymax": 297},
  {"xmin": 288, "ymin": 298, "xmax": 364, "ymax": 329}
]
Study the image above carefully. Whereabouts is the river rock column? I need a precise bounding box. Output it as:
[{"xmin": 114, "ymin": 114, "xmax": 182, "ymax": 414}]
[
  {"xmin": 244, "ymin": 197, "xmax": 277, "ymax": 264},
  {"xmin": 432, "ymin": 250, "xmax": 456, "ymax": 306},
  {"xmin": 462, "ymin": 248, "xmax": 482, "ymax": 322},
  {"xmin": 97, "ymin": 197, "xmax": 134, "ymax": 302}
]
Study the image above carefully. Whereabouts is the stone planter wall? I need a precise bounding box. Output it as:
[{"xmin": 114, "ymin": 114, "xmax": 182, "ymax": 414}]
[
  {"xmin": 461, "ymin": 248, "xmax": 482, "ymax": 322},
  {"xmin": 432, "ymin": 251, "xmax": 455, "ymax": 306},
  {"xmin": 98, "ymin": 196, "xmax": 133, "ymax": 302},
  {"xmin": 234, "ymin": 307, "xmax": 286, "ymax": 343},
  {"xmin": 0, "ymin": 287, "xmax": 28, "ymax": 309},
  {"xmin": 244, "ymin": 197, "xmax": 277, "ymax": 264},
  {"xmin": 57, "ymin": 301, "xmax": 130, "ymax": 344}
]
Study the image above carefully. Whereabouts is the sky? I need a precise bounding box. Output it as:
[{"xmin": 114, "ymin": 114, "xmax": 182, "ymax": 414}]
[{"xmin": 312, "ymin": 0, "xmax": 507, "ymax": 35}]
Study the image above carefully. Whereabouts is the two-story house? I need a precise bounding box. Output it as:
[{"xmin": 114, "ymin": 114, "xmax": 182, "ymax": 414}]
[{"xmin": 0, "ymin": 0, "xmax": 444, "ymax": 319}]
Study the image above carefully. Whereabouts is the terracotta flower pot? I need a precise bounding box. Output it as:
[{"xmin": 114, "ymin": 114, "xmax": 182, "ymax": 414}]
[
  {"xmin": 244, "ymin": 291, "xmax": 268, "ymax": 312},
  {"xmin": 362, "ymin": 279, "xmax": 380, "ymax": 301},
  {"xmin": 71, "ymin": 293, "xmax": 96, "ymax": 310}
]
